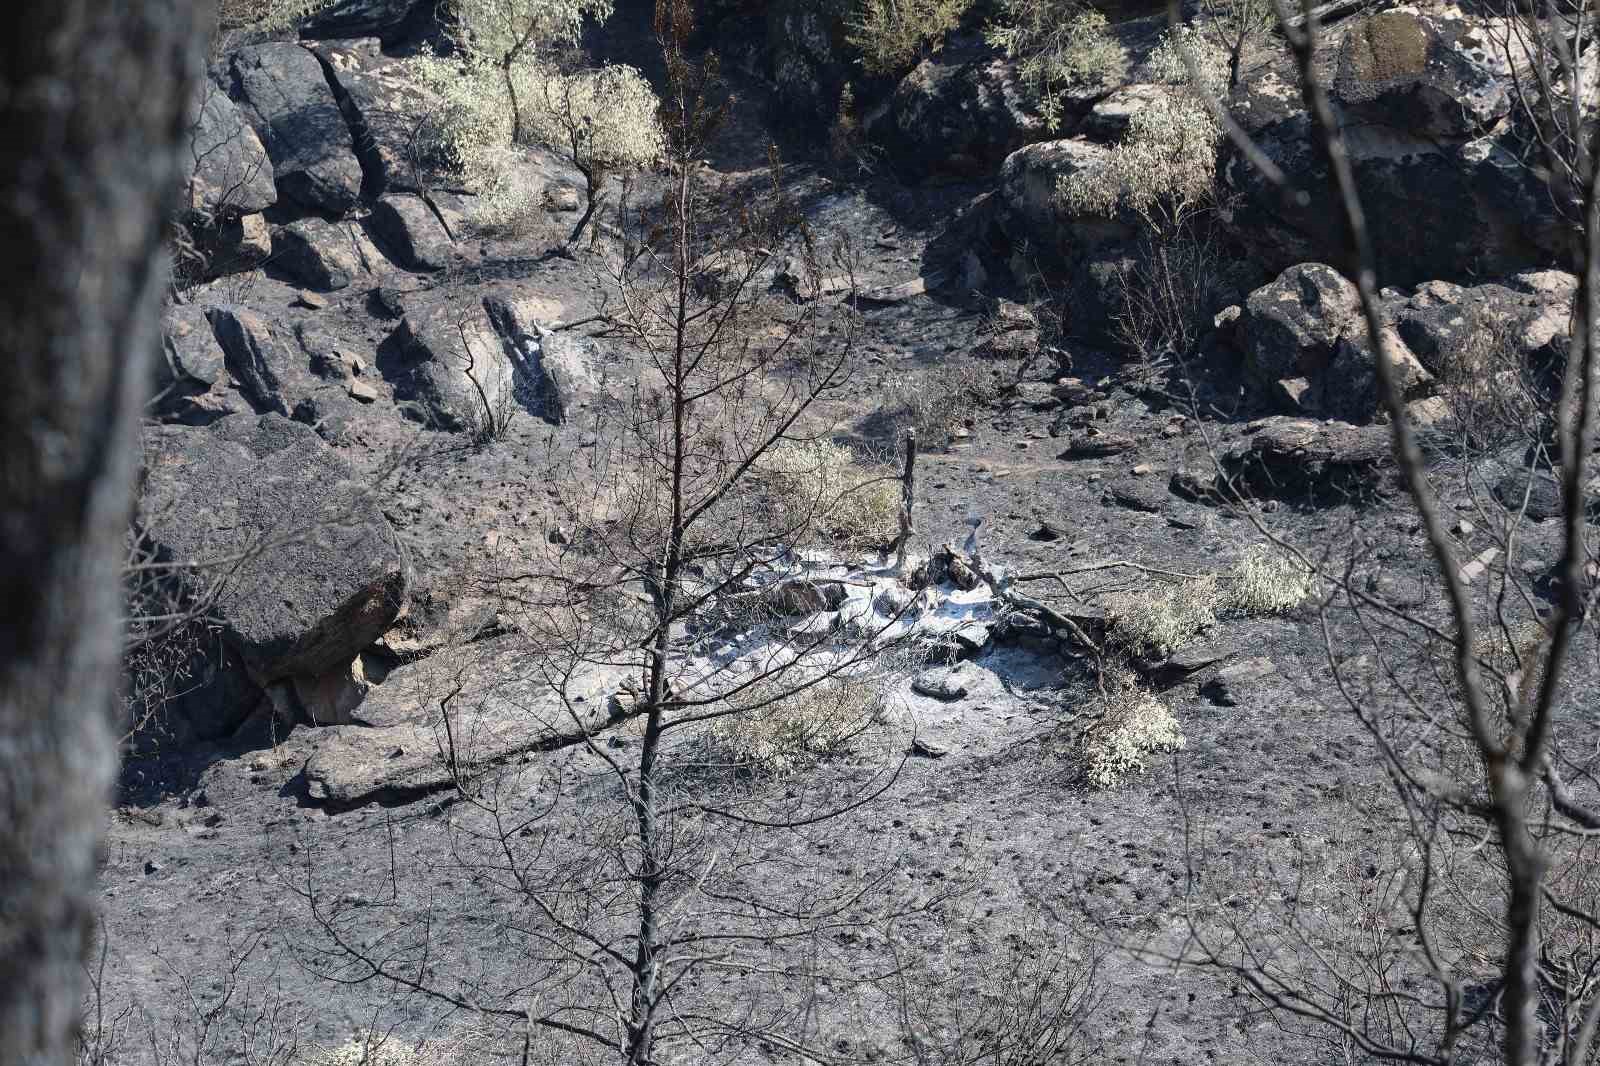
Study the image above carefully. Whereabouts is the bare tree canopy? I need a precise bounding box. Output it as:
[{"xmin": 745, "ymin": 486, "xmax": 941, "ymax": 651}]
[{"xmin": 0, "ymin": 3, "xmax": 205, "ymax": 1063}]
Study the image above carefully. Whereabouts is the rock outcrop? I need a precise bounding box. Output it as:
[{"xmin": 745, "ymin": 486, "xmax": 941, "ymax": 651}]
[
  {"xmin": 230, "ymin": 43, "xmax": 365, "ymax": 215},
  {"xmin": 139, "ymin": 415, "xmax": 409, "ymax": 690},
  {"xmin": 1222, "ymin": 9, "xmax": 1564, "ymax": 285}
]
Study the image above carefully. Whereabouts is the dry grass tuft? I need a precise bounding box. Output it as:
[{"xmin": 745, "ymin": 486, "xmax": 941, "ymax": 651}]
[
  {"xmin": 705, "ymin": 669, "xmax": 893, "ymax": 777},
  {"xmin": 757, "ymin": 440, "xmax": 902, "ymax": 549},
  {"xmin": 1104, "ymin": 576, "xmax": 1218, "ymax": 659},
  {"xmin": 1222, "ymin": 543, "xmax": 1314, "ymax": 616}
]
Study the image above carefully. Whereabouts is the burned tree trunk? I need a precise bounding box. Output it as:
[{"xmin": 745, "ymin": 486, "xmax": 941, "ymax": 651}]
[{"xmin": 0, "ymin": 4, "xmax": 204, "ymax": 1064}]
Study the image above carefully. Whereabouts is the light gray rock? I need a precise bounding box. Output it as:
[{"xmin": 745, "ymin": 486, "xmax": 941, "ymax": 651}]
[{"xmin": 303, "ymin": 641, "xmax": 625, "ymax": 808}]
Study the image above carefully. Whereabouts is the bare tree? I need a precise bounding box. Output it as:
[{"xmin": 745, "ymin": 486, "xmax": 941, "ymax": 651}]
[
  {"xmin": 1104, "ymin": 0, "xmax": 1600, "ymax": 1063},
  {"xmin": 0, "ymin": 3, "xmax": 207, "ymax": 1065},
  {"xmin": 296, "ymin": 4, "xmax": 927, "ymax": 1062}
]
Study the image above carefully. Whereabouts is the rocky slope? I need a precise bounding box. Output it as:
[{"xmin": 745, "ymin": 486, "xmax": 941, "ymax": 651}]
[{"xmin": 99, "ymin": 1, "xmax": 1599, "ymax": 1062}]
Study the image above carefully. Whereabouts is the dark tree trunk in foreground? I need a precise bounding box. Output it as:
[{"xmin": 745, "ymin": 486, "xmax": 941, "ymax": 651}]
[{"xmin": 0, "ymin": 4, "xmax": 203, "ymax": 1064}]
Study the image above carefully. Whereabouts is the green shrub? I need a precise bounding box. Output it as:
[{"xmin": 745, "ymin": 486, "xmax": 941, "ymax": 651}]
[
  {"xmin": 1079, "ymin": 672, "xmax": 1185, "ymax": 787},
  {"xmin": 404, "ymin": 0, "xmax": 654, "ymax": 234},
  {"xmin": 985, "ymin": 2, "xmax": 1126, "ymax": 129},
  {"xmin": 1104, "ymin": 575, "xmax": 1218, "ymax": 659},
  {"xmin": 1055, "ymin": 27, "xmax": 1224, "ymax": 234},
  {"xmin": 706, "ymin": 670, "xmax": 890, "ymax": 776},
  {"xmin": 847, "ymin": 0, "xmax": 976, "ymax": 75}
]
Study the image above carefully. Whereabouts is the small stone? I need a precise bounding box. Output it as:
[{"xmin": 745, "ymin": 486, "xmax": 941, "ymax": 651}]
[
  {"xmin": 1458, "ymin": 546, "xmax": 1501, "ymax": 585},
  {"xmin": 912, "ymin": 667, "xmax": 970, "ymax": 701},
  {"xmin": 1202, "ymin": 658, "xmax": 1276, "ymax": 706},
  {"xmin": 296, "ymin": 289, "xmax": 329, "ymax": 310},
  {"xmin": 546, "ymin": 186, "xmax": 582, "ymax": 212},
  {"xmin": 1453, "ymin": 519, "xmax": 1476, "ymax": 537},
  {"xmin": 909, "ymin": 737, "xmax": 949, "ymax": 758},
  {"xmin": 348, "ymin": 379, "xmax": 379, "ymax": 403},
  {"xmin": 1132, "ymin": 463, "xmax": 1152, "ymax": 475},
  {"xmin": 1029, "ymin": 521, "xmax": 1063, "ymax": 542},
  {"xmin": 143, "ymin": 860, "xmax": 161, "ymax": 875}
]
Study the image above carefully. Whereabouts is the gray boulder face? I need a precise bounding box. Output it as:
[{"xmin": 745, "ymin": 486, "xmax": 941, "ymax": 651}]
[
  {"xmin": 1388, "ymin": 273, "xmax": 1575, "ymax": 377},
  {"xmin": 205, "ymin": 305, "xmax": 354, "ymax": 428},
  {"xmin": 368, "ymin": 194, "xmax": 453, "ymax": 272},
  {"xmin": 1333, "ymin": 11, "xmax": 1509, "ymax": 140},
  {"xmin": 205, "ymin": 305, "xmax": 293, "ymax": 416},
  {"xmin": 230, "ymin": 43, "xmax": 364, "ymax": 215},
  {"xmin": 156, "ymin": 305, "xmax": 242, "ymax": 425},
  {"xmin": 1223, "ymin": 10, "xmax": 1563, "ymax": 286},
  {"xmin": 299, "ymin": 0, "xmax": 434, "ymax": 43},
  {"xmin": 272, "ymin": 217, "xmax": 364, "ymax": 290},
  {"xmin": 312, "ymin": 38, "xmax": 448, "ymax": 197},
  {"xmin": 1240, "ymin": 263, "xmax": 1434, "ymax": 422},
  {"xmin": 1243, "ymin": 265, "xmax": 1360, "ymax": 387},
  {"xmin": 996, "ymin": 139, "xmax": 1132, "ymax": 265},
  {"xmin": 182, "ymin": 85, "xmax": 276, "ymax": 221},
  {"xmin": 139, "ymin": 414, "xmax": 409, "ymax": 685},
  {"xmin": 302, "ymin": 640, "xmax": 626, "ymax": 809},
  {"xmin": 875, "ymin": 40, "xmax": 1047, "ymax": 179},
  {"xmin": 482, "ymin": 291, "xmax": 598, "ymax": 425},
  {"xmin": 765, "ymin": 0, "xmax": 854, "ymax": 129},
  {"xmin": 1221, "ymin": 416, "xmax": 1394, "ymax": 499},
  {"xmin": 386, "ymin": 291, "xmax": 519, "ymax": 431}
]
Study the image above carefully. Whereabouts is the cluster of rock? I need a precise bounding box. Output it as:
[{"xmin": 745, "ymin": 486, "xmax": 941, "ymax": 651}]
[{"xmin": 143, "ymin": 17, "xmax": 610, "ymax": 747}]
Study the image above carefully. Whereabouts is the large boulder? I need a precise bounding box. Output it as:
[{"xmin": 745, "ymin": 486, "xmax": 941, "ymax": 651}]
[
  {"xmin": 1387, "ymin": 272, "xmax": 1575, "ymax": 376},
  {"xmin": 996, "ymin": 138, "xmax": 1132, "ymax": 264},
  {"xmin": 311, "ymin": 38, "xmax": 448, "ymax": 197},
  {"xmin": 155, "ymin": 304, "xmax": 242, "ymax": 425},
  {"xmin": 873, "ymin": 38, "xmax": 1047, "ymax": 179},
  {"xmin": 205, "ymin": 304, "xmax": 294, "ymax": 416},
  {"xmin": 1221, "ymin": 416, "xmax": 1395, "ymax": 500},
  {"xmin": 383, "ymin": 290, "xmax": 520, "ymax": 431},
  {"xmin": 230, "ymin": 43, "xmax": 365, "ymax": 215},
  {"xmin": 368, "ymin": 193, "xmax": 454, "ymax": 272},
  {"xmin": 139, "ymin": 415, "xmax": 409, "ymax": 685},
  {"xmin": 1333, "ymin": 11, "xmax": 1510, "ymax": 140},
  {"xmin": 1222, "ymin": 10, "xmax": 1564, "ymax": 286},
  {"xmin": 482, "ymin": 291, "xmax": 599, "ymax": 424},
  {"xmin": 182, "ymin": 85, "xmax": 276, "ymax": 221},
  {"xmin": 205, "ymin": 304, "xmax": 354, "ymax": 426},
  {"xmin": 271, "ymin": 217, "xmax": 365, "ymax": 290},
  {"xmin": 1241, "ymin": 264, "xmax": 1433, "ymax": 421},
  {"xmin": 302, "ymin": 639, "xmax": 626, "ymax": 808}
]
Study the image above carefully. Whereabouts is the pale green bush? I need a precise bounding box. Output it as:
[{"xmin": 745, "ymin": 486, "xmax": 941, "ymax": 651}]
[
  {"xmin": 757, "ymin": 440, "xmax": 902, "ymax": 549},
  {"xmin": 1222, "ymin": 543, "xmax": 1314, "ymax": 615},
  {"xmin": 847, "ymin": 0, "xmax": 976, "ymax": 75},
  {"xmin": 1056, "ymin": 27, "xmax": 1224, "ymax": 234},
  {"xmin": 217, "ymin": 0, "xmax": 335, "ymax": 33},
  {"xmin": 1080, "ymin": 674, "xmax": 1185, "ymax": 788},
  {"xmin": 405, "ymin": 0, "xmax": 653, "ymax": 235},
  {"xmin": 986, "ymin": 2, "xmax": 1126, "ymax": 129},
  {"xmin": 706, "ymin": 671, "xmax": 890, "ymax": 776},
  {"xmin": 1104, "ymin": 575, "xmax": 1218, "ymax": 659}
]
